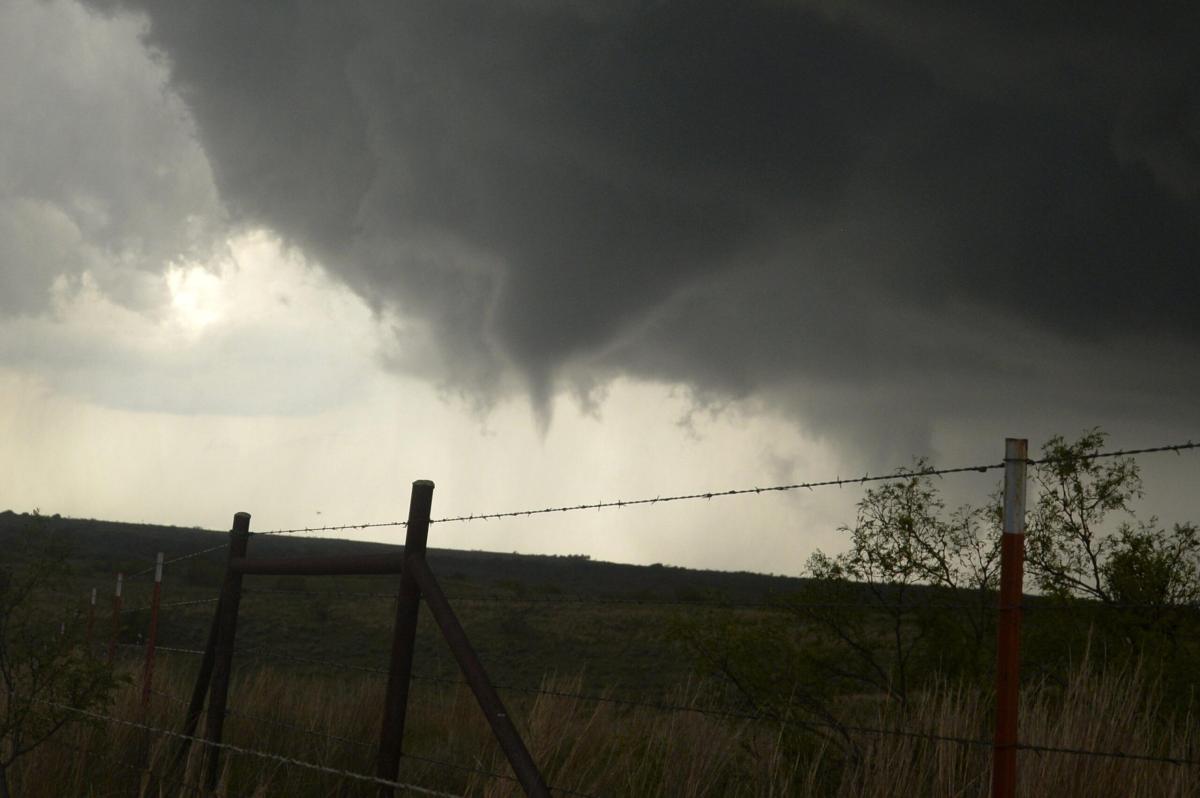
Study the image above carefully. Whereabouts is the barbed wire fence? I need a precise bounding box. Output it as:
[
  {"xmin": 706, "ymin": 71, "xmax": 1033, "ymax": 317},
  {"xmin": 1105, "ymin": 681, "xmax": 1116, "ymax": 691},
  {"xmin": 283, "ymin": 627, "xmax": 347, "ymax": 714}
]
[{"xmin": 26, "ymin": 437, "xmax": 1200, "ymax": 796}]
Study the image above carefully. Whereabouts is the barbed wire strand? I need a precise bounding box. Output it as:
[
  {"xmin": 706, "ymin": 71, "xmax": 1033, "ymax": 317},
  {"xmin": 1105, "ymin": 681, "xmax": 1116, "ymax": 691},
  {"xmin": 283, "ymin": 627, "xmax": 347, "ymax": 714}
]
[
  {"xmin": 1018, "ymin": 740, "xmax": 1200, "ymax": 767},
  {"xmin": 237, "ymin": 586, "xmax": 1200, "ymax": 615},
  {"xmin": 126, "ymin": 643, "xmax": 994, "ymax": 785},
  {"xmin": 134, "ymin": 634, "xmax": 1200, "ymax": 740},
  {"xmin": 148, "ymin": 688, "xmax": 375, "ymax": 752},
  {"xmin": 465, "ymin": 675, "xmax": 1200, "ymax": 770},
  {"xmin": 118, "ymin": 642, "xmax": 207, "ymax": 657},
  {"xmin": 257, "ymin": 519, "xmax": 410, "ymax": 537},
  {"xmin": 37, "ymin": 700, "xmax": 461, "ymax": 798},
  {"xmin": 257, "ymin": 461, "xmax": 1004, "ymax": 535},
  {"xmin": 121, "ymin": 597, "xmax": 221, "ymax": 615},
  {"xmin": 1026, "ymin": 441, "xmax": 1198, "ymax": 466},
  {"xmin": 145, "ymin": 689, "xmax": 592, "ymax": 796},
  {"xmin": 58, "ymin": 693, "xmax": 592, "ymax": 797},
  {"xmin": 121, "ymin": 641, "xmax": 1200, "ymax": 776},
  {"xmin": 251, "ymin": 438, "xmax": 1197, "ymax": 537},
  {"xmin": 190, "ymin": 644, "xmax": 996, "ymax": 745},
  {"xmin": 128, "ymin": 542, "xmax": 230, "ymax": 580}
]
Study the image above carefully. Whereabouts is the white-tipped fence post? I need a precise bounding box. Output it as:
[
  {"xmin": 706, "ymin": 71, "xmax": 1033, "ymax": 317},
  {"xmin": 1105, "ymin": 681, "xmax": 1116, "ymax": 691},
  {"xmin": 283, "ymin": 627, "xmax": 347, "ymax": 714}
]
[
  {"xmin": 137, "ymin": 553, "xmax": 165, "ymax": 773},
  {"xmin": 86, "ymin": 588, "xmax": 97, "ymax": 653},
  {"xmin": 142, "ymin": 553, "xmax": 164, "ymax": 709},
  {"xmin": 992, "ymin": 438, "xmax": 1028, "ymax": 798},
  {"xmin": 107, "ymin": 573, "xmax": 123, "ymax": 664}
]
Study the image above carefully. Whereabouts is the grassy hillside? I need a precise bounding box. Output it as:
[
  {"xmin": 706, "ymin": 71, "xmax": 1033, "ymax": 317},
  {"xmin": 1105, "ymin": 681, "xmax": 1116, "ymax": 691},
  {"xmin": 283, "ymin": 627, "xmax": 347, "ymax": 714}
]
[{"xmin": 3, "ymin": 510, "xmax": 1197, "ymax": 796}]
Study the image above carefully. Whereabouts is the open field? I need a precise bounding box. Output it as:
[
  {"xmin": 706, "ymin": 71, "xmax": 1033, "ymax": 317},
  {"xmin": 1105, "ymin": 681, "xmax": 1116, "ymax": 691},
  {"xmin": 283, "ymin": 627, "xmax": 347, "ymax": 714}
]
[{"xmin": 2, "ymin": 512, "xmax": 1199, "ymax": 796}]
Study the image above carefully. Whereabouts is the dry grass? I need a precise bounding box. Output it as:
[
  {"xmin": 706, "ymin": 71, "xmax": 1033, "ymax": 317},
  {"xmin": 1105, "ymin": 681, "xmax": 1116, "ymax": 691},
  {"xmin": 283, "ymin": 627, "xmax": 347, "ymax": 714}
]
[{"xmin": 10, "ymin": 652, "xmax": 1198, "ymax": 797}]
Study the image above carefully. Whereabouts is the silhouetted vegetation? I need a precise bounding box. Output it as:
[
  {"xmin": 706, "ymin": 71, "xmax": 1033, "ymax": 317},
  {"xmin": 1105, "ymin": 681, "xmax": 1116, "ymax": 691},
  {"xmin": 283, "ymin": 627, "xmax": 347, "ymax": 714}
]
[
  {"xmin": 677, "ymin": 429, "xmax": 1200, "ymax": 772},
  {"xmin": 0, "ymin": 514, "xmax": 121, "ymax": 797}
]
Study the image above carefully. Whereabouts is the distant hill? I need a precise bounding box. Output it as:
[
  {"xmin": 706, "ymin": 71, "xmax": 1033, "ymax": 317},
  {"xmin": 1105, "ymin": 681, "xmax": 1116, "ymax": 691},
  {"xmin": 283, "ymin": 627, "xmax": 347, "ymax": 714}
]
[
  {"xmin": 0, "ymin": 510, "xmax": 810, "ymax": 691},
  {"xmin": 0, "ymin": 509, "xmax": 805, "ymax": 600}
]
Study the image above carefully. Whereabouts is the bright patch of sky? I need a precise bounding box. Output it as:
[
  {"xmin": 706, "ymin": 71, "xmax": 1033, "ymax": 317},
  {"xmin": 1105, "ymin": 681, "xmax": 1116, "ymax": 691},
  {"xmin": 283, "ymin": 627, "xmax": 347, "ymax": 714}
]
[{"xmin": 0, "ymin": 224, "xmax": 862, "ymax": 574}]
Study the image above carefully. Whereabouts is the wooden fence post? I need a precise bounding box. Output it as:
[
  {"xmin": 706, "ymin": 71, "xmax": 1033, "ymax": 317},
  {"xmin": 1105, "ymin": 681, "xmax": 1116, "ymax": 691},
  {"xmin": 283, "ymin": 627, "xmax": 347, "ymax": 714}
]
[
  {"xmin": 107, "ymin": 573, "xmax": 123, "ymax": 664},
  {"xmin": 411, "ymin": 558, "xmax": 550, "ymax": 797},
  {"xmin": 170, "ymin": 590, "xmax": 223, "ymax": 778},
  {"xmin": 377, "ymin": 480, "xmax": 434, "ymax": 796},
  {"xmin": 992, "ymin": 438, "xmax": 1027, "ymax": 798},
  {"xmin": 203, "ymin": 513, "xmax": 251, "ymax": 792},
  {"xmin": 375, "ymin": 480, "xmax": 549, "ymax": 797}
]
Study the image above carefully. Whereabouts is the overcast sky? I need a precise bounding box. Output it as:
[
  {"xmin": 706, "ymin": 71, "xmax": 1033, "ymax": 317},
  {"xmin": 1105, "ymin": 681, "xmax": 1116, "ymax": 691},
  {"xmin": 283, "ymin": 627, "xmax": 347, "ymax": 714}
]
[{"xmin": 2, "ymin": 0, "xmax": 1197, "ymax": 575}]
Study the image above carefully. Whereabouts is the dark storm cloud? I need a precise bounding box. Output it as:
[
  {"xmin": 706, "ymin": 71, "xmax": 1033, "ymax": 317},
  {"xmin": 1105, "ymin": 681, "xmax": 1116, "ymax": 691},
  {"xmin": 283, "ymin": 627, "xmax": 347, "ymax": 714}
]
[{"xmin": 86, "ymin": 0, "xmax": 1200, "ymax": 451}]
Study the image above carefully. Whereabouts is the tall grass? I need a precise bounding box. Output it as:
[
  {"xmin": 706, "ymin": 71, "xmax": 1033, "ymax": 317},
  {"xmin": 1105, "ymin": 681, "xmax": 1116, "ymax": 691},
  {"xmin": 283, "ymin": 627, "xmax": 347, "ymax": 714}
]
[{"xmin": 11, "ymin": 651, "xmax": 1197, "ymax": 796}]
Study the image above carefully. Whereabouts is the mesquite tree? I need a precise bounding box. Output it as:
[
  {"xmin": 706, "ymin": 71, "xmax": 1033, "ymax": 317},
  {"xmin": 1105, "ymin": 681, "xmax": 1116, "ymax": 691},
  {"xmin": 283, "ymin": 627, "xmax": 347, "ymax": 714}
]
[{"xmin": 680, "ymin": 429, "xmax": 1199, "ymax": 747}]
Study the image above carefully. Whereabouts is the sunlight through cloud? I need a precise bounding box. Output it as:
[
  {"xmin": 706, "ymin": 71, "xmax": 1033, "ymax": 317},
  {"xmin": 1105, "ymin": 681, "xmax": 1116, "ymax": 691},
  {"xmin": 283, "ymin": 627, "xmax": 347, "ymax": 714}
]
[{"xmin": 166, "ymin": 263, "xmax": 223, "ymax": 333}]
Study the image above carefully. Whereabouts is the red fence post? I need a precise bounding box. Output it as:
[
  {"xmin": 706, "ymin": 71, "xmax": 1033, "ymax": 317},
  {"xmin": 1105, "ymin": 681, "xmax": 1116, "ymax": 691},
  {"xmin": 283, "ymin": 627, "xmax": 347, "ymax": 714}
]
[
  {"xmin": 107, "ymin": 573, "xmax": 123, "ymax": 664},
  {"xmin": 992, "ymin": 438, "xmax": 1028, "ymax": 798},
  {"xmin": 142, "ymin": 553, "xmax": 164, "ymax": 710}
]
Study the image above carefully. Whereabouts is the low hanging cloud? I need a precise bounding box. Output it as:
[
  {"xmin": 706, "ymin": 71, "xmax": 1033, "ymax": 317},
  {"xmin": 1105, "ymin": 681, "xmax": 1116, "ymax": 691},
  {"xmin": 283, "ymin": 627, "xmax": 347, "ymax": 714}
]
[{"xmin": 63, "ymin": 0, "xmax": 1200, "ymax": 455}]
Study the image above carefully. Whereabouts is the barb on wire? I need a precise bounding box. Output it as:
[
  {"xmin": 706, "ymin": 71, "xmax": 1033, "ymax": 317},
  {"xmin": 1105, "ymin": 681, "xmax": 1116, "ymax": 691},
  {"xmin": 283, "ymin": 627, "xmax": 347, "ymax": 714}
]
[
  {"xmin": 1018, "ymin": 740, "xmax": 1200, "ymax": 767},
  {"xmin": 35, "ymin": 699, "xmax": 461, "ymax": 798}
]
